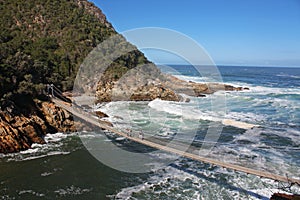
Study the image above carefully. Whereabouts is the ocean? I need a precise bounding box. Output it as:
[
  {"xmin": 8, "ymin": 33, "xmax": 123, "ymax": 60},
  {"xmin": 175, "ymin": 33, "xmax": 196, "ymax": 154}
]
[{"xmin": 0, "ymin": 65, "xmax": 299, "ymax": 199}]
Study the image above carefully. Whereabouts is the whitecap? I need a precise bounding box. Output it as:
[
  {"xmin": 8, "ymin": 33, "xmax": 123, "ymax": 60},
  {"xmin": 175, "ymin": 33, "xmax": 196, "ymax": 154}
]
[
  {"xmin": 249, "ymin": 86, "xmax": 300, "ymax": 95},
  {"xmin": 54, "ymin": 185, "xmax": 92, "ymax": 196},
  {"xmin": 276, "ymin": 74, "xmax": 300, "ymax": 79},
  {"xmin": 148, "ymin": 99, "xmax": 260, "ymax": 129},
  {"xmin": 115, "ymin": 137, "xmax": 126, "ymax": 141},
  {"xmin": 18, "ymin": 190, "xmax": 45, "ymax": 197},
  {"xmin": 0, "ymin": 133, "xmax": 80, "ymax": 162}
]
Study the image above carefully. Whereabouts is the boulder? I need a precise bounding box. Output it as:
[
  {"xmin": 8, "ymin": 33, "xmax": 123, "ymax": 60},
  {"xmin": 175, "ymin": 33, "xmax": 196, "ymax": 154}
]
[
  {"xmin": 0, "ymin": 100, "xmax": 79, "ymax": 153},
  {"xmin": 270, "ymin": 193, "xmax": 300, "ymax": 200},
  {"xmin": 95, "ymin": 111, "xmax": 109, "ymax": 118}
]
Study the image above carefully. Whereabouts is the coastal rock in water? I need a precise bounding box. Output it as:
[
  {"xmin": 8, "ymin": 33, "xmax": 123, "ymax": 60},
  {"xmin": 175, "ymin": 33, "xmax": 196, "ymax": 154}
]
[
  {"xmin": 95, "ymin": 65, "xmax": 247, "ymax": 103},
  {"xmin": 39, "ymin": 101, "xmax": 79, "ymax": 133},
  {"xmin": 95, "ymin": 111, "xmax": 109, "ymax": 118},
  {"xmin": 130, "ymin": 85, "xmax": 181, "ymax": 101},
  {"xmin": 0, "ymin": 100, "xmax": 79, "ymax": 154},
  {"xmin": 270, "ymin": 193, "xmax": 300, "ymax": 200}
]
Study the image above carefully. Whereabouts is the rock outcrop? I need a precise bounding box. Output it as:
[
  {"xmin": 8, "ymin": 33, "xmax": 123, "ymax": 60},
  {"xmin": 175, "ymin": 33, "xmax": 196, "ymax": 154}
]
[
  {"xmin": 0, "ymin": 100, "xmax": 78, "ymax": 153},
  {"xmin": 270, "ymin": 193, "xmax": 300, "ymax": 200},
  {"xmin": 0, "ymin": 0, "xmax": 143, "ymax": 153},
  {"xmin": 0, "ymin": 0, "xmax": 249, "ymax": 154},
  {"xmin": 130, "ymin": 84, "xmax": 181, "ymax": 101},
  {"xmin": 95, "ymin": 64, "xmax": 249, "ymax": 102},
  {"xmin": 164, "ymin": 75, "xmax": 247, "ymax": 97}
]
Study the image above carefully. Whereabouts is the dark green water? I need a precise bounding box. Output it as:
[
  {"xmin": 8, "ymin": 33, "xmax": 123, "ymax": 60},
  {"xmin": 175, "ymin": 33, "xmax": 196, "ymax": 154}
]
[
  {"xmin": 1, "ymin": 66, "xmax": 300, "ymax": 199},
  {"xmin": 0, "ymin": 135, "xmax": 149, "ymax": 199}
]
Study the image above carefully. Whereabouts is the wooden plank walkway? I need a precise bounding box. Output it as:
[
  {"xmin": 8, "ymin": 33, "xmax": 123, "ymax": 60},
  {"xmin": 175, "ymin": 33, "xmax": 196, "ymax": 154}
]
[{"xmin": 52, "ymin": 97, "xmax": 300, "ymax": 185}]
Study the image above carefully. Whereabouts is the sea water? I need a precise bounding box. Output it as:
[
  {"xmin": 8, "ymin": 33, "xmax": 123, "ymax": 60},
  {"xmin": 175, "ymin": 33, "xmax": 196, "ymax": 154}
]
[{"xmin": 0, "ymin": 65, "xmax": 299, "ymax": 199}]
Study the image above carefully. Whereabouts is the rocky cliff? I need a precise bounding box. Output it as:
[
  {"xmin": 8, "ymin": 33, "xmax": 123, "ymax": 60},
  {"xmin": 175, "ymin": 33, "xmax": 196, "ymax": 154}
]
[
  {"xmin": 0, "ymin": 0, "xmax": 135, "ymax": 153},
  {"xmin": 0, "ymin": 100, "xmax": 78, "ymax": 153},
  {"xmin": 0, "ymin": 0, "xmax": 246, "ymax": 154}
]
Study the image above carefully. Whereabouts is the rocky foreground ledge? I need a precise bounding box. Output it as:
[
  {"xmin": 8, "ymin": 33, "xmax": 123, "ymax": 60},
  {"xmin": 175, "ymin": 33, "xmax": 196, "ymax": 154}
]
[{"xmin": 0, "ymin": 100, "xmax": 79, "ymax": 153}]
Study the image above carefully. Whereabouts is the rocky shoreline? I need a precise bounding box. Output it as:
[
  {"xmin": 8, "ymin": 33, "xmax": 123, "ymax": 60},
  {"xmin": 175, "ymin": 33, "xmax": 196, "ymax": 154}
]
[
  {"xmin": 0, "ymin": 99, "xmax": 78, "ymax": 153},
  {"xmin": 95, "ymin": 64, "xmax": 248, "ymax": 103},
  {"xmin": 0, "ymin": 0, "xmax": 248, "ymax": 154},
  {"xmin": 0, "ymin": 74, "xmax": 247, "ymax": 154}
]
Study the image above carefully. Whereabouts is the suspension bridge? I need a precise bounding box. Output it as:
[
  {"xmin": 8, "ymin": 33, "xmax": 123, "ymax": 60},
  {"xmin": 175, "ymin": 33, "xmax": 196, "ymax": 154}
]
[{"xmin": 48, "ymin": 84, "xmax": 300, "ymax": 185}]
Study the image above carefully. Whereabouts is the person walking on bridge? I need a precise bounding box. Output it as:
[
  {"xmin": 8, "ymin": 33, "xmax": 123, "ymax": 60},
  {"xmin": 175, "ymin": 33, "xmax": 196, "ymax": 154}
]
[{"xmin": 139, "ymin": 131, "xmax": 144, "ymax": 140}]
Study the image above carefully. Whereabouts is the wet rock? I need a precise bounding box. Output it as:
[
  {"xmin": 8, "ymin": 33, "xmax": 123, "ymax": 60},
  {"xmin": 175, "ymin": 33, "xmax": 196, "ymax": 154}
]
[
  {"xmin": 184, "ymin": 97, "xmax": 191, "ymax": 103},
  {"xmin": 270, "ymin": 193, "xmax": 300, "ymax": 200},
  {"xmin": 0, "ymin": 100, "xmax": 79, "ymax": 153},
  {"xmin": 129, "ymin": 85, "xmax": 181, "ymax": 102},
  {"xmin": 196, "ymin": 94, "xmax": 206, "ymax": 97},
  {"xmin": 96, "ymin": 74, "xmax": 248, "ymax": 103},
  {"xmin": 95, "ymin": 111, "xmax": 108, "ymax": 118}
]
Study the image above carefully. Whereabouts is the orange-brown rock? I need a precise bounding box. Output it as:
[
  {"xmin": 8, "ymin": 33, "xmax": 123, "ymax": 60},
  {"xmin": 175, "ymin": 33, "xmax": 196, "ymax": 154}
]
[
  {"xmin": 0, "ymin": 100, "xmax": 81, "ymax": 154},
  {"xmin": 270, "ymin": 193, "xmax": 300, "ymax": 200},
  {"xmin": 95, "ymin": 66, "xmax": 248, "ymax": 103},
  {"xmin": 95, "ymin": 111, "xmax": 109, "ymax": 118},
  {"xmin": 130, "ymin": 85, "xmax": 181, "ymax": 101}
]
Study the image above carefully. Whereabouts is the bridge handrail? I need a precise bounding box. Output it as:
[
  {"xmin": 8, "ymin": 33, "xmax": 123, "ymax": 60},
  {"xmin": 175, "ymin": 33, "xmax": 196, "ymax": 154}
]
[{"xmin": 49, "ymin": 88, "xmax": 300, "ymax": 186}]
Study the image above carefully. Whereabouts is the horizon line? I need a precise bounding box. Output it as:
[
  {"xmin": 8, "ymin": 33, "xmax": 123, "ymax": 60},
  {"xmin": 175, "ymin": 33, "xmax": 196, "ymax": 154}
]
[{"xmin": 155, "ymin": 63, "xmax": 300, "ymax": 68}]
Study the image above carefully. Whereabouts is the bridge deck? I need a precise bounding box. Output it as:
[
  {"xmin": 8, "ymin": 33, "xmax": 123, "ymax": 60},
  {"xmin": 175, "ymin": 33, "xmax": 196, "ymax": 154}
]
[{"xmin": 52, "ymin": 97, "xmax": 300, "ymax": 185}]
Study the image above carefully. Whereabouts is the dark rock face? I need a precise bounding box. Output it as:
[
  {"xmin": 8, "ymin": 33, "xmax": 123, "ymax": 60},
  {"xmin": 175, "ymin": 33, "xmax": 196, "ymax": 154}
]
[
  {"xmin": 270, "ymin": 193, "xmax": 300, "ymax": 200},
  {"xmin": 95, "ymin": 111, "xmax": 108, "ymax": 118},
  {"xmin": 0, "ymin": 100, "xmax": 77, "ymax": 153},
  {"xmin": 96, "ymin": 68, "xmax": 248, "ymax": 103}
]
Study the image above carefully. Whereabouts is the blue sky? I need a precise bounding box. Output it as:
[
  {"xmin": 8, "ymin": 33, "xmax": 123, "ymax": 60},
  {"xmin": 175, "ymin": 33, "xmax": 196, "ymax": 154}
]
[{"xmin": 91, "ymin": 0, "xmax": 300, "ymax": 67}]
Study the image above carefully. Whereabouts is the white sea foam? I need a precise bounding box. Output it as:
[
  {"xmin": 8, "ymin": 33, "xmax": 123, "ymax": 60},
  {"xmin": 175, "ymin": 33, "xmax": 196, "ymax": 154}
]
[
  {"xmin": 276, "ymin": 74, "xmax": 300, "ymax": 79},
  {"xmin": 114, "ymin": 165, "xmax": 200, "ymax": 199},
  {"xmin": 175, "ymin": 73, "xmax": 300, "ymax": 96},
  {"xmin": 271, "ymin": 98, "xmax": 299, "ymax": 109},
  {"xmin": 115, "ymin": 137, "xmax": 126, "ymax": 141},
  {"xmin": 96, "ymin": 79, "xmax": 298, "ymax": 132},
  {"xmin": 225, "ymin": 112, "xmax": 267, "ymax": 125},
  {"xmin": 148, "ymin": 99, "xmax": 218, "ymax": 121},
  {"xmin": 19, "ymin": 147, "xmax": 40, "ymax": 154},
  {"xmin": 99, "ymin": 69, "xmax": 300, "ymax": 199},
  {"xmin": 113, "ymin": 155, "xmax": 299, "ymax": 200},
  {"xmin": 174, "ymin": 74, "xmax": 215, "ymax": 83},
  {"xmin": 233, "ymin": 128, "xmax": 262, "ymax": 144},
  {"xmin": 248, "ymin": 85, "xmax": 300, "ymax": 95},
  {"xmin": 148, "ymin": 99, "xmax": 260, "ymax": 129},
  {"xmin": 54, "ymin": 185, "xmax": 92, "ymax": 196},
  {"xmin": 41, "ymin": 172, "xmax": 53, "ymax": 177},
  {"xmin": 44, "ymin": 132, "xmax": 69, "ymax": 143},
  {"xmin": 1, "ymin": 133, "xmax": 80, "ymax": 162},
  {"xmin": 18, "ymin": 190, "xmax": 45, "ymax": 197},
  {"xmin": 174, "ymin": 74, "xmax": 251, "ymax": 89},
  {"xmin": 93, "ymin": 79, "xmax": 299, "ymax": 199}
]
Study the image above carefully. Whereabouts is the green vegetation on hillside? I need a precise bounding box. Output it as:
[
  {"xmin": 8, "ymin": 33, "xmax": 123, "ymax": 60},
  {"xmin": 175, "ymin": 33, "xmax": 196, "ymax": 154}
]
[{"xmin": 0, "ymin": 0, "xmax": 149, "ymax": 105}]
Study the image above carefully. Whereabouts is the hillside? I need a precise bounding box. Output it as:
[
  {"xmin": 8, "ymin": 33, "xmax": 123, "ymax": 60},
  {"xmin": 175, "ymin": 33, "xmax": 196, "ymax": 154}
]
[
  {"xmin": 0, "ymin": 0, "xmax": 149, "ymax": 153},
  {"xmin": 0, "ymin": 0, "xmax": 244, "ymax": 153},
  {"xmin": 0, "ymin": 0, "xmax": 148, "ymax": 103}
]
